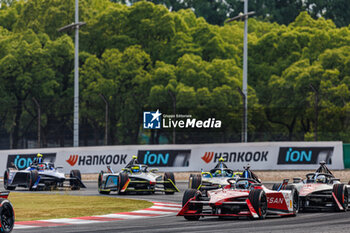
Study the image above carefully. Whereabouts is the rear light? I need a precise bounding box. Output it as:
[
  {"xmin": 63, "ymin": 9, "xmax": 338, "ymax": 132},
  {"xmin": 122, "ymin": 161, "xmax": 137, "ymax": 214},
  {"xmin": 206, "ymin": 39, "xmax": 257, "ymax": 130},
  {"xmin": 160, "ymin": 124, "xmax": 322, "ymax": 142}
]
[{"xmin": 149, "ymin": 181, "xmax": 156, "ymax": 185}]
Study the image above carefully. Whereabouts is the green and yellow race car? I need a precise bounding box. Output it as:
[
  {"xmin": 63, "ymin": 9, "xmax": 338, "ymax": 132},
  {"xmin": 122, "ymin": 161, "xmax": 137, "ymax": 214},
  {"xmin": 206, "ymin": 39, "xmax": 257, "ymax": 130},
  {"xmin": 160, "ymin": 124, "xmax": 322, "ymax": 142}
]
[
  {"xmin": 189, "ymin": 157, "xmax": 242, "ymax": 191},
  {"xmin": 98, "ymin": 156, "xmax": 179, "ymax": 195}
]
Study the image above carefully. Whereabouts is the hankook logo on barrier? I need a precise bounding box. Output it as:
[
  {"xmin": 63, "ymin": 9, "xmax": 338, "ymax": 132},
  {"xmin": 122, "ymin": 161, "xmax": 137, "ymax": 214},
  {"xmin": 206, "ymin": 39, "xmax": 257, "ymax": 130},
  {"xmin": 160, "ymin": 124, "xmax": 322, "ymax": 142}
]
[
  {"xmin": 137, "ymin": 150, "xmax": 191, "ymax": 167},
  {"xmin": 66, "ymin": 155, "xmax": 79, "ymax": 166},
  {"xmin": 202, "ymin": 152, "xmax": 214, "ymax": 163},
  {"xmin": 65, "ymin": 154, "xmax": 128, "ymax": 166},
  {"xmin": 277, "ymin": 147, "xmax": 333, "ymax": 164},
  {"xmin": 201, "ymin": 151, "xmax": 268, "ymax": 163},
  {"xmin": 7, "ymin": 153, "xmax": 56, "ymax": 170}
]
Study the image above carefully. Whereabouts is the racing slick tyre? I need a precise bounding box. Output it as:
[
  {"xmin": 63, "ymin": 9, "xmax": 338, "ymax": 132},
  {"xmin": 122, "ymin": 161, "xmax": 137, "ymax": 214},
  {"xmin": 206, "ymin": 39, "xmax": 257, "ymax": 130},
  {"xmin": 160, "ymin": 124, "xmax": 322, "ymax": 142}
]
[
  {"xmin": 281, "ymin": 185, "xmax": 299, "ymax": 216},
  {"xmin": 333, "ymin": 184, "xmax": 348, "ymax": 211},
  {"xmin": 118, "ymin": 173, "xmax": 129, "ymax": 194},
  {"xmin": 189, "ymin": 174, "xmax": 202, "ymax": 190},
  {"xmin": 164, "ymin": 172, "xmax": 176, "ymax": 195},
  {"xmin": 98, "ymin": 171, "xmax": 110, "ymax": 195},
  {"xmin": 249, "ymin": 189, "xmax": 267, "ymax": 220},
  {"xmin": 0, "ymin": 198, "xmax": 14, "ymax": 233},
  {"xmin": 3, "ymin": 170, "xmax": 15, "ymax": 191},
  {"xmin": 70, "ymin": 170, "xmax": 82, "ymax": 190},
  {"xmin": 28, "ymin": 170, "xmax": 39, "ymax": 191},
  {"xmin": 182, "ymin": 189, "xmax": 202, "ymax": 221}
]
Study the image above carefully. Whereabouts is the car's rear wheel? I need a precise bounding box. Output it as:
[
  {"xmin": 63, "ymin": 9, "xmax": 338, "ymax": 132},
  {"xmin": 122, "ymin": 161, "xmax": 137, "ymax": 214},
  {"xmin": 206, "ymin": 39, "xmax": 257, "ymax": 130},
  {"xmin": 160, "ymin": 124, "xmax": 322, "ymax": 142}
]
[
  {"xmin": 182, "ymin": 189, "xmax": 202, "ymax": 221},
  {"xmin": 118, "ymin": 173, "xmax": 129, "ymax": 194},
  {"xmin": 98, "ymin": 171, "xmax": 110, "ymax": 195},
  {"xmin": 164, "ymin": 172, "xmax": 176, "ymax": 195},
  {"xmin": 189, "ymin": 174, "xmax": 201, "ymax": 190},
  {"xmin": 28, "ymin": 170, "xmax": 38, "ymax": 191},
  {"xmin": 0, "ymin": 199, "xmax": 14, "ymax": 233},
  {"xmin": 333, "ymin": 184, "xmax": 348, "ymax": 211},
  {"xmin": 3, "ymin": 170, "xmax": 15, "ymax": 191},
  {"xmin": 249, "ymin": 189, "xmax": 267, "ymax": 220},
  {"xmin": 70, "ymin": 170, "xmax": 82, "ymax": 190},
  {"xmin": 281, "ymin": 185, "xmax": 299, "ymax": 216}
]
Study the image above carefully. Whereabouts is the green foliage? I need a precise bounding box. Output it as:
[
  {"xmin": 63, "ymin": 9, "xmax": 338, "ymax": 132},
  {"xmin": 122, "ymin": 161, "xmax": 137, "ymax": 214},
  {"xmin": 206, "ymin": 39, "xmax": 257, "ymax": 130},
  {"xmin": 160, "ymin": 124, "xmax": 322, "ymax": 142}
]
[
  {"xmin": 118, "ymin": 0, "xmax": 350, "ymax": 27},
  {"xmin": 0, "ymin": 1, "xmax": 350, "ymax": 148}
]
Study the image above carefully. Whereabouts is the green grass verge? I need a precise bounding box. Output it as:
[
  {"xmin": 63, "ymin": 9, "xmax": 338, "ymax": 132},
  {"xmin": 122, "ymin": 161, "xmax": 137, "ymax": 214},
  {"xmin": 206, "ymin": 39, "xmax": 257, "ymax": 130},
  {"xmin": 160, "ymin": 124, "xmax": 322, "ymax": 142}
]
[{"xmin": 8, "ymin": 193, "xmax": 153, "ymax": 221}]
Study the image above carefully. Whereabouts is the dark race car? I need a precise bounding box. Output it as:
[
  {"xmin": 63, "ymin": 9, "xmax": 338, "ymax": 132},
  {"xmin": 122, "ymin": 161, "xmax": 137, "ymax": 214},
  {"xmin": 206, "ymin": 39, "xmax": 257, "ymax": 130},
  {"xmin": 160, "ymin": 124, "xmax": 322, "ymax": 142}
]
[
  {"xmin": 273, "ymin": 161, "xmax": 350, "ymax": 212},
  {"xmin": 98, "ymin": 156, "xmax": 179, "ymax": 195},
  {"xmin": 178, "ymin": 165, "xmax": 299, "ymax": 220},
  {"xmin": 4, "ymin": 161, "xmax": 85, "ymax": 191},
  {"xmin": 0, "ymin": 191, "xmax": 15, "ymax": 233}
]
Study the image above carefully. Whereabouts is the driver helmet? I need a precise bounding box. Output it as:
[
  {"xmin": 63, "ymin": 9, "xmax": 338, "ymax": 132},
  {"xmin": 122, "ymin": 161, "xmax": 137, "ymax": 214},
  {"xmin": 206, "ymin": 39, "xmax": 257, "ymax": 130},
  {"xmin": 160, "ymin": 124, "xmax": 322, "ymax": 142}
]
[
  {"xmin": 215, "ymin": 170, "xmax": 222, "ymax": 176},
  {"xmin": 131, "ymin": 166, "xmax": 140, "ymax": 173},
  {"xmin": 219, "ymin": 157, "xmax": 225, "ymax": 162},
  {"xmin": 238, "ymin": 180, "xmax": 249, "ymax": 189},
  {"xmin": 316, "ymin": 175, "xmax": 326, "ymax": 183},
  {"xmin": 233, "ymin": 172, "xmax": 242, "ymax": 179},
  {"xmin": 37, "ymin": 153, "xmax": 43, "ymax": 163}
]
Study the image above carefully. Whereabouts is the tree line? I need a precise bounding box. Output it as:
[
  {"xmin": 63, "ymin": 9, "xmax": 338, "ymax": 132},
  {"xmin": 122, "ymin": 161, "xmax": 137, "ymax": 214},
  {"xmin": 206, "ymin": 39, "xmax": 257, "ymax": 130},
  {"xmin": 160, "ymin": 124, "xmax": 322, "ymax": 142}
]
[
  {"xmin": 0, "ymin": 0, "xmax": 349, "ymax": 148},
  {"xmin": 113, "ymin": 0, "xmax": 350, "ymax": 27}
]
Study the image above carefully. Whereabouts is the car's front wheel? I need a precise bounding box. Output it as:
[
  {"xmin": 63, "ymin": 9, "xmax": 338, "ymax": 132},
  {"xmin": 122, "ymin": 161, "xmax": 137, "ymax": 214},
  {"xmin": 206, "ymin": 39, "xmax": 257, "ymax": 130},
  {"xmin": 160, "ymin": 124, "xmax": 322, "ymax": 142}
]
[
  {"xmin": 249, "ymin": 189, "xmax": 267, "ymax": 220},
  {"xmin": 182, "ymin": 189, "xmax": 202, "ymax": 221},
  {"xmin": 98, "ymin": 171, "xmax": 110, "ymax": 195},
  {"xmin": 0, "ymin": 198, "xmax": 14, "ymax": 233},
  {"xmin": 70, "ymin": 170, "xmax": 82, "ymax": 190},
  {"xmin": 333, "ymin": 184, "xmax": 348, "ymax": 211},
  {"xmin": 189, "ymin": 174, "xmax": 201, "ymax": 190},
  {"xmin": 3, "ymin": 170, "xmax": 15, "ymax": 191},
  {"xmin": 28, "ymin": 170, "xmax": 38, "ymax": 191},
  {"xmin": 118, "ymin": 173, "xmax": 129, "ymax": 194},
  {"xmin": 164, "ymin": 172, "xmax": 176, "ymax": 195}
]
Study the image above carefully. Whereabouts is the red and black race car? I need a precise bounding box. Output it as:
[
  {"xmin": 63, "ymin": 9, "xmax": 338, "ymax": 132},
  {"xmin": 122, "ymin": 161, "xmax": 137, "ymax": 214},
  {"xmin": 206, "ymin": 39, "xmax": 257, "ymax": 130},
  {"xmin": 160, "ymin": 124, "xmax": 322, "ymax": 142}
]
[
  {"xmin": 178, "ymin": 165, "xmax": 299, "ymax": 220},
  {"xmin": 274, "ymin": 161, "xmax": 350, "ymax": 212},
  {"xmin": 0, "ymin": 191, "xmax": 14, "ymax": 233}
]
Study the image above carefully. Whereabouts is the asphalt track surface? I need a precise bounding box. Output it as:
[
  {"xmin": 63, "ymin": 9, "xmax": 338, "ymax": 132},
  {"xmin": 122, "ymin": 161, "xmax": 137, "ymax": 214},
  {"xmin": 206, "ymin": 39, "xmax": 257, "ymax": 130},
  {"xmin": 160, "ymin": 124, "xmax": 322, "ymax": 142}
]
[{"xmin": 5, "ymin": 181, "xmax": 350, "ymax": 233}]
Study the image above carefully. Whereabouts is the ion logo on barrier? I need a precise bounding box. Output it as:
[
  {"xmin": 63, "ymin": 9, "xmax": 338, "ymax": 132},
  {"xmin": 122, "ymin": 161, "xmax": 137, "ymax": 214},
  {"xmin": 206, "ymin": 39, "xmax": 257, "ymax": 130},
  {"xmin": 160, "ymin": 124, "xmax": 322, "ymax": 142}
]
[
  {"xmin": 137, "ymin": 150, "xmax": 191, "ymax": 167},
  {"xmin": 7, "ymin": 153, "xmax": 56, "ymax": 170},
  {"xmin": 201, "ymin": 151, "xmax": 268, "ymax": 163},
  {"xmin": 66, "ymin": 155, "xmax": 79, "ymax": 166},
  {"xmin": 277, "ymin": 147, "xmax": 333, "ymax": 164},
  {"xmin": 65, "ymin": 154, "xmax": 128, "ymax": 166}
]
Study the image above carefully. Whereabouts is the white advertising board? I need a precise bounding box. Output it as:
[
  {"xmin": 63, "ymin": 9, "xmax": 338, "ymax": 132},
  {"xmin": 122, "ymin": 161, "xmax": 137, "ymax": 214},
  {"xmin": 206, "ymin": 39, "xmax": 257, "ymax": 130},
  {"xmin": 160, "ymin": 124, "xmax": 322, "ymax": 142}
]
[{"xmin": 0, "ymin": 141, "xmax": 344, "ymax": 175}]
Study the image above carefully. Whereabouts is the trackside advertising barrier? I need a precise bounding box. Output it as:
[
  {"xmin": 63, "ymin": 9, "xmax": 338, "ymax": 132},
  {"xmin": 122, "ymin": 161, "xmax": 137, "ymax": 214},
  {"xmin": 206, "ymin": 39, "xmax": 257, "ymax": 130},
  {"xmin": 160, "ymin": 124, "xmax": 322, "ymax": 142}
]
[
  {"xmin": 344, "ymin": 144, "xmax": 350, "ymax": 168},
  {"xmin": 0, "ymin": 141, "xmax": 344, "ymax": 175}
]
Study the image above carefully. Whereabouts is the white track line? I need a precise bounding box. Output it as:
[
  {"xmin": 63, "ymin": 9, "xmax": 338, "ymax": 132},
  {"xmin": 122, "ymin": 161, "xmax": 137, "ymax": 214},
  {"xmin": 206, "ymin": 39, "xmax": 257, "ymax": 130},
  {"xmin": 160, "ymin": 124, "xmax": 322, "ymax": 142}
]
[
  {"xmin": 133, "ymin": 210, "xmax": 177, "ymax": 215},
  {"xmin": 14, "ymin": 201, "xmax": 180, "ymax": 229},
  {"xmin": 150, "ymin": 206, "xmax": 181, "ymax": 211}
]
